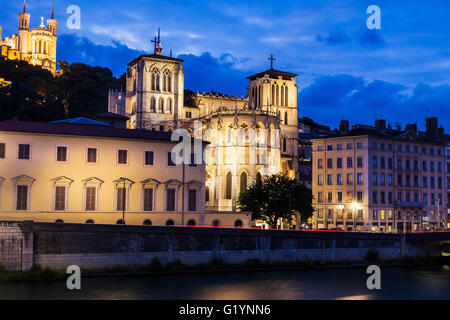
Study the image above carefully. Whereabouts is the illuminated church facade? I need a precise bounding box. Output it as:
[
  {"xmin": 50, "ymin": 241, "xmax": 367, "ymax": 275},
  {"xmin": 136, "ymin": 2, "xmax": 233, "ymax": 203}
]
[
  {"xmin": 109, "ymin": 32, "xmax": 299, "ymax": 211},
  {"xmin": 0, "ymin": 2, "xmax": 58, "ymax": 74}
]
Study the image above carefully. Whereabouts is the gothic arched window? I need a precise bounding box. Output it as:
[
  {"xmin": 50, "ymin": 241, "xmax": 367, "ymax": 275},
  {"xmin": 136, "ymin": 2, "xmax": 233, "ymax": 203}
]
[
  {"xmin": 163, "ymin": 70, "xmax": 172, "ymax": 92},
  {"xmin": 285, "ymin": 111, "xmax": 288, "ymax": 125},
  {"xmin": 225, "ymin": 172, "xmax": 232, "ymax": 199},
  {"xmin": 283, "ymin": 137, "xmax": 287, "ymax": 153},
  {"xmin": 156, "ymin": 73, "xmax": 161, "ymax": 91},
  {"xmin": 271, "ymin": 84, "xmax": 276, "ymax": 105},
  {"xmin": 240, "ymin": 171, "xmax": 248, "ymax": 193},
  {"xmin": 150, "ymin": 97, "xmax": 156, "ymax": 112},
  {"xmin": 276, "ymin": 85, "xmax": 279, "ymax": 106},
  {"xmin": 284, "ymin": 85, "xmax": 288, "ymax": 106},
  {"xmin": 162, "ymin": 73, "xmax": 166, "ymax": 92},
  {"xmin": 151, "ymin": 68, "xmax": 160, "ymax": 91},
  {"xmin": 159, "ymin": 97, "xmax": 164, "ymax": 113},
  {"xmin": 281, "ymin": 86, "xmax": 285, "ymax": 106},
  {"xmin": 167, "ymin": 98, "xmax": 172, "ymax": 113}
]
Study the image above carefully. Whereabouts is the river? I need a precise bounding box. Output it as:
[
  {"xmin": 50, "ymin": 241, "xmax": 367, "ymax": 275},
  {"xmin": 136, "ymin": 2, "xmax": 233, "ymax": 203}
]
[{"xmin": 0, "ymin": 266, "xmax": 449, "ymax": 300}]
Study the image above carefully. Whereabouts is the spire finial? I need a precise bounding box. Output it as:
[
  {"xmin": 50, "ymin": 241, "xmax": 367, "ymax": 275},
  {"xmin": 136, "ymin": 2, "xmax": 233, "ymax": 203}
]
[
  {"xmin": 268, "ymin": 54, "xmax": 276, "ymax": 70},
  {"xmin": 151, "ymin": 28, "xmax": 163, "ymax": 55},
  {"xmin": 23, "ymin": 0, "xmax": 26, "ymax": 13},
  {"xmin": 51, "ymin": 3, "xmax": 54, "ymax": 19}
]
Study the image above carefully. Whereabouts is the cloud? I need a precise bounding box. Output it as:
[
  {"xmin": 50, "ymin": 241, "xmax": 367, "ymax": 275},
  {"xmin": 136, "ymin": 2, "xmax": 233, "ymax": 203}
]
[
  {"xmin": 57, "ymin": 34, "xmax": 144, "ymax": 76},
  {"xmin": 179, "ymin": 52, "xmax": 251, "ymax": 96},
  {"xmin": 357, "ymin": 29, "xmax": 387, "ymax": 48},
  {"xmin": 316, "ymin": 29, "xmax": 386, "ymax": 48},
  {"xmin": 300, "ymin": 74, "xmax": 450, "ymax": 130},
  {"xmin": 315, "ymin": 31, "xmax": 351, "ymax": 46}
]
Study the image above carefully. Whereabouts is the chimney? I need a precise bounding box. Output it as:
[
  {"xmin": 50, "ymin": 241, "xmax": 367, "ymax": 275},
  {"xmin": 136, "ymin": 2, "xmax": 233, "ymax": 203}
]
[
  {"xmin": 375, "ymin": 119, "xmax": 386, "ymax": 133},
  {"xmin": 426, "ymin": 117, "xmax": 438, "ymax": 139},
  {"xmin": 405, "ymin": 123, "xmax": 417, "ymax": 135},
  {"xmin": 396, "ymin": 123, "xmax": 402, "ymax": 131},
  {"xmin": 339, "ymin": 120, "xmax": 349, "ymax": 134},
  {"xmin": 438, "ymin": 127, "xmax": 444, "ymax": 138}
]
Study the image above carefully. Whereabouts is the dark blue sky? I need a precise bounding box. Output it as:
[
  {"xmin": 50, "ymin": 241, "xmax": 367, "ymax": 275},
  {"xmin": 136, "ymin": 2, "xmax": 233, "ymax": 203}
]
[{"xmin": 1, "ymin": 0, "xmax": 449, "ymax": 130}]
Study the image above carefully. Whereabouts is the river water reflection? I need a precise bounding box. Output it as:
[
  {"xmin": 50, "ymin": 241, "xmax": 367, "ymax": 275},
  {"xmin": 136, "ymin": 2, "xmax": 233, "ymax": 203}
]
[{"xmin": 0, "ymin": 266, "xmax": 449, "ymax": 300}]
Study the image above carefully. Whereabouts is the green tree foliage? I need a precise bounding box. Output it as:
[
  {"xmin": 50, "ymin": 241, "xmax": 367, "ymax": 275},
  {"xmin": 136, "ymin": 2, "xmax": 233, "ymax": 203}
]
[
  {"xmin": 236, "ymin": 174, "xmax": 313, "ymax": 228},
  {"xmin": 0, "ymin": 59, "xmax": 125, "ymax": 122}
]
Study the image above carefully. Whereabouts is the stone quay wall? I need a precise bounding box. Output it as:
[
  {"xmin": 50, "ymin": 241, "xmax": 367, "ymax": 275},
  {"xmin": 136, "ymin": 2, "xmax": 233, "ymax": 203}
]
[{"xmin": 0, "ymin": 221, "xmax": 444, "ymax": 271}]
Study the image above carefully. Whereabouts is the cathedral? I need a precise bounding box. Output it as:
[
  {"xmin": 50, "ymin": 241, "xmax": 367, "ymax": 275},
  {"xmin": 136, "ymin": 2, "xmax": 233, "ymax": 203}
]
[
  {"xmin": 0, "ymin": 2, "xmax": 58, "ymax": 74},
  {"xmin": 109, "ymin": 31, "xmax": 299, "ymax": 211}
]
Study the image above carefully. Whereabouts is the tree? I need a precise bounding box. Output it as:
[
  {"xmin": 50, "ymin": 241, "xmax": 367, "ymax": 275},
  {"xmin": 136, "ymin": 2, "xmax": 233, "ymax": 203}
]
[
  {"xmin": 0, "ymin": 59, "xmax": 125, "ymax": 122},
  {"xmin": 236, "ymin": 174, "xmax": 313, "ymax": 228}
]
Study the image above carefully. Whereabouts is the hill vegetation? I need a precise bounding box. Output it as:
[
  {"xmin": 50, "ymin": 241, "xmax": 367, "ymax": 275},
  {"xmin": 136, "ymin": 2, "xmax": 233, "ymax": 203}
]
[{"xmin": 0, "ymin": 59, "xmax": 125, "ymax": 122}]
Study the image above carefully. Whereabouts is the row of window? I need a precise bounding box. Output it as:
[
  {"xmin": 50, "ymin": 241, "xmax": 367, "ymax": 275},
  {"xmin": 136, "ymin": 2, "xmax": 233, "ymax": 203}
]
[
  {"xmin": 317, "ymin": 173, "xmax": 364, "ymax": 186},
  {"xmin": 316, "ymin": 208, "xmax": 441, "ymax": 221},
  {"xmin": 317, "ymin": 191, "xmax": 364, "ymax": 203},
  {"xmin": 372, "ymin": 191, "xmax": 443, "ymax": 205},
  {"xmin": 0, "ymin": 143, "xmax": 200, "ymax": 167},
  {"xmin": 318, "ymin": 141, "xmax": 442, "ymax": 155},
  {"xmin": 149, "ymin": 96, "xmax": 173, "ymax": 113},
  {"xmin": 317, "ymin": 157, "xmax": 364, "ymax": 169},
  {"xmin": 318, "ymin": 172, "xmax": 443, "ymax": 189},
  {"xmin": 318, "ymin": 156, "xmax": 444, "ymax": 172},
  {"xmin": 12, "ymin": 184, "xmax": 199, "ymax": 212},
  {"xmin": 316, "ymin": 189, "xmax": 444, "ymax": 206},
  {"xmin": 317, "ymin": 208, "xmax": 364, "ymax": 220},
  {"xmin": 317, "ymin": 142, "xmax": 364, "ymax": 151}
]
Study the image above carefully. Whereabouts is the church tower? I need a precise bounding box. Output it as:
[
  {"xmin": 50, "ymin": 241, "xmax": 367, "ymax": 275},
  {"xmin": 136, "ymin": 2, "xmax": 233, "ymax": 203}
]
[
  {"xmin": 18, "ymin": 0, "xmax": 30, "ymax": 54},
  {"xmin": 47, "ymin": 5, "xmax": 58, "ymax": 37},
  {"xmin": 118, "ymin": 29, "xmax": 184, "ymax": 131},
  {"xmin": 246, "ymin": 55, "xmax": 299, "ymax": 178}
]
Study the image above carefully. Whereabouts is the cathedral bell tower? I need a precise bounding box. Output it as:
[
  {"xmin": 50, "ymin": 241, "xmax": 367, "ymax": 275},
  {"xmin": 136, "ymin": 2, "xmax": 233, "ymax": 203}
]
[
  {"xmin": 115, "ymin": 29, "xmax": 184, "ymax": 131},
  {"xmin": 246, "ymin": 55, "xmax": 299, "ymax": 178},
  {"xmin": 18, "ymin": 0, "xmax": 30, "ymax": 54},
  {"xmin": 46, "ymin": 5, "xmax": 58, "ymax": 37}
]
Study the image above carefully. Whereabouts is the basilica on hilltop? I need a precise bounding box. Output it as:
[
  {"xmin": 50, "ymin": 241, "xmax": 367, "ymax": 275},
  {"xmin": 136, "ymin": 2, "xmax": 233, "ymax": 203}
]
[
  {"xmin": 0, "ymin": 1, "xmax": 58, "ymax": 74},
  {"xmin": 108, "ymin": 31, "xmax": 299, "ymax": 211}
]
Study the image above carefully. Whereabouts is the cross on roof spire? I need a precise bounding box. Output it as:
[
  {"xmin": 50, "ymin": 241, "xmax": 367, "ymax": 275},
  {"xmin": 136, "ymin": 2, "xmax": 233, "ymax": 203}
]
[
  {"xmin": 151, "ymin": 28, "xmax": 163, "ymax": 55},
  {"xmin": 268, "ymin": 54, "xmax": 276, "ymax": 70}
]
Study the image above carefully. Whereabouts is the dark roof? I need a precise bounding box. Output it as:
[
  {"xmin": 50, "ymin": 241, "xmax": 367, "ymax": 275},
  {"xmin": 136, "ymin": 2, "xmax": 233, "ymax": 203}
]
[
  {"xmin": 50, "ymin": 117, "xmax": 111, "ymax": 127},
  {"xmin": 310, "ymin": 126, "xmax": 446, "ymax": 144},
  {"xmin": 128, "ymin": 54, "xmax": 184, "ymax": 66},
  {"xmin": 0, "ymin": 120, "xmax": 178, "ymax": 142},
  {"xmin": 96, "ymin": 112, "xmax": 130, "ymax": 120},
  {"xmin": 247, "ymin": 68, "xmax": 298, "ymax": 81}
]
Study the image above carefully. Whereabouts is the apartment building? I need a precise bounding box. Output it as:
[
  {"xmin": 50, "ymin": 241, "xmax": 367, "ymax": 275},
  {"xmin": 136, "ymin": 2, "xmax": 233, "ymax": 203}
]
[
  {"xmin": 0, "ymin": 119, "xmax": 250, "ymax": 227},
  {"xmin": 312, "ymin": 118, "xmax": 447, "ymax": 232}
]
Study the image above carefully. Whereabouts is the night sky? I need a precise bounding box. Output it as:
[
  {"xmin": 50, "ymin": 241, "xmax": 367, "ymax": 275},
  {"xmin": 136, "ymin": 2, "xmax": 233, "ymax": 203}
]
[{"xmin": 1, "ymin": 0, "xmax": 449, "ymax": 130}]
